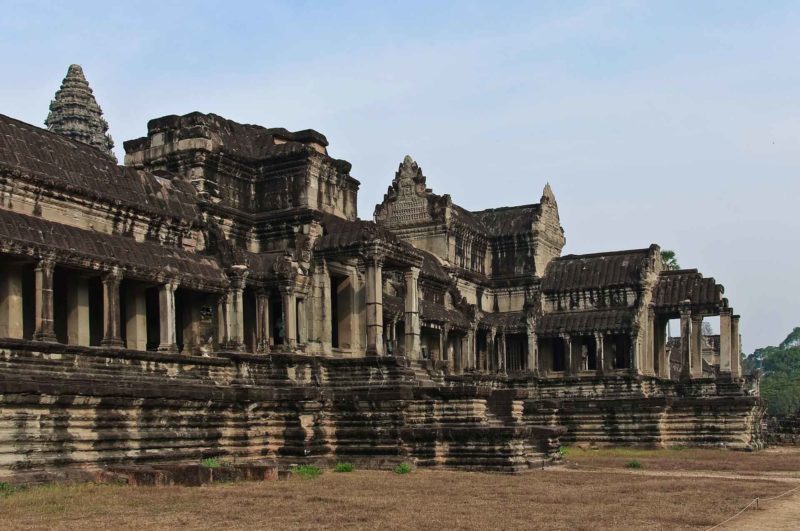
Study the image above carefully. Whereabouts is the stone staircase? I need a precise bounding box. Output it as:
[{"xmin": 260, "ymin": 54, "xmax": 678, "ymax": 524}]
[{"xmin": 408, "ymin": 360, "xmax": 445, "ymax": 387}]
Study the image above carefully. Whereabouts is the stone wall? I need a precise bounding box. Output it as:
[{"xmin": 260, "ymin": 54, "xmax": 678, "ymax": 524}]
[
  {"xmin": 0, "ymin": 340, "xmax": 561, "ymax": 483},
  {"xmin": 765, "ymin": 414, "xmax": 800, "ymax": 446},
  {"xmin": 450, "ymin": 372, "xmax": 766, "ymax": 450}
]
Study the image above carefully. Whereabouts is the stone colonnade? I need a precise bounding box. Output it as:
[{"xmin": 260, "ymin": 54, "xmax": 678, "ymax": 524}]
[{"xmin": 677, "ymin": 304, "xmax": 741, "ymax": 379}]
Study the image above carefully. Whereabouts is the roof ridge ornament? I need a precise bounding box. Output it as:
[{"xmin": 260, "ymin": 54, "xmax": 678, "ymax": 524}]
[{"xmin": 45, "ymin": 64, "xmax": 116, "ymax": 162}]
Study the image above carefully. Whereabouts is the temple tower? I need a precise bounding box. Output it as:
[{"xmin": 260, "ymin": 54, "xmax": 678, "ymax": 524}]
[{"xmin": 45, "ymin": 64, "xmax": 116, "ymax": 161}]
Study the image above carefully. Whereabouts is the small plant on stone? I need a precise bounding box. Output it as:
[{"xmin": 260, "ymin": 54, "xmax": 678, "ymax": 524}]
[
  {"xmin": 626, "ymin": 460, "xmax": 643, "ymax": 469},
  {"xmin": 557, "ymin": 446, "xmax": 568, "ymax": 457},
  {"xmin": 333, "ymin": 462, "xmax": 355, "ymax": 473},
  {"xmin": 201, "ymin": 457, "xmax": 222, "ymax": 468},
  {"xmin": 393, "ymin": 462, "xmax": 412, "ymax": 475},
  {"xmin": 294, "ymin": 465, "xmax": 322, "ymax": 478}
]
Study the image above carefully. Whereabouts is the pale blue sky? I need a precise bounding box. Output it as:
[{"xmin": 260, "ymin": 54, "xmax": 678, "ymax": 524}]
[{"xmin": 2, "ymin": 0, "xmax": 799, "ymax": 351}]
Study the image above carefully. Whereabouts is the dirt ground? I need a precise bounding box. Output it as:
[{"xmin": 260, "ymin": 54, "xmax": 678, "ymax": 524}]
[{"xmin": 2, "ymin": 448, "xmax": 798, "ymax": 530}]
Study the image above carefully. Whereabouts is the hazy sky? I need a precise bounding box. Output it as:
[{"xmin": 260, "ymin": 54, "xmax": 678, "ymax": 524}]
[{"xmin": 1, "ymin": 1, "xmax": 798, "ymax": 351}]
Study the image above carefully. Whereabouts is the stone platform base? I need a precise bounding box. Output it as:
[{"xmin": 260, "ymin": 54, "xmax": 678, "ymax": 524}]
[{"xmin": 0, "ymin": 341, "xmax": 562, "ymax": 483}]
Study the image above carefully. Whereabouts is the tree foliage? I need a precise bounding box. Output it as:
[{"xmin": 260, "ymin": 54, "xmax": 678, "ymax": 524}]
[
  {"xmin": 743, "ymin": 328, "xmax": 800, "ymax": 416},
  {"xmin": 661, "ymin": 250, "xmax": 680, "ymax": 271}
]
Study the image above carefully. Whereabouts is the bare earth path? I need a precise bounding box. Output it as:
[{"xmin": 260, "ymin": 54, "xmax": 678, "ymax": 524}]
[{"xmin": 723, "ymin": 491, "xmax": 800, "ymax": 530}]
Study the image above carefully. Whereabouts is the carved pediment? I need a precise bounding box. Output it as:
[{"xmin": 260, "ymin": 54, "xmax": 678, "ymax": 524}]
[{"xmin": 375, "ymin": 155, "xmax": 451, "ymax": 228}]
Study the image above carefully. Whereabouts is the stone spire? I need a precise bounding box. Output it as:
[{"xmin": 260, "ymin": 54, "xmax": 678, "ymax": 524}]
[
  {"xmin": 45, "ymin": 64, "xmax": 116, "ymax": 161},
  {"xmin": 541, "ymin": 182, "xmax": 556, "ymax": 204}
]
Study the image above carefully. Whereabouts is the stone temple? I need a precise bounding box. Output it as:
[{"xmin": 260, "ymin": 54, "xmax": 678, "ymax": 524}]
[{"xmin": 0, "ymin": 65, "xmax": 764, "ymax": 481}]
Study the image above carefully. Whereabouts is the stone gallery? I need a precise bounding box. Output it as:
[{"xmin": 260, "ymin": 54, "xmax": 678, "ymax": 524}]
[{"xmin": 0, "ymin": 65, "xmax": 764, "ymax": 481}]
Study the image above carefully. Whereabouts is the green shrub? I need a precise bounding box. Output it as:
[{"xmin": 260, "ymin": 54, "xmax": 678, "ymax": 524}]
[
  {"xmin": 393, "ymin": 462, "xmax": 412, "ymax": 475},
  {"xmin": 333, "ymin": 462, "xmax": 355, "ymax": 473},
  {"xmin": 294, "ymin": 465, "xmax": 322, "ymax": 478},
  {"xmin": 0, "ymin": 482, "xmax": 14, "ymax": 496},
  {"xmin": 201, "ymin": 457, "xmax": 222, "ymax": 469},
  {"xmin": 626, "ymin": 460, "xmax": 643, "ymax": 469},
  {"xmin": 670, "ymin": 445, "xmax": 687, "ymax": 451},
  {"xmin": 557, "ymin": 446, "xmax": 567, "ymax": 457}
]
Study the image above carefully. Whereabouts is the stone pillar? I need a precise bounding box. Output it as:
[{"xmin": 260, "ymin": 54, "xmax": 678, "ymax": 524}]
[
  {"xmin": 467, "ymin": 326, "xmax": 476, "ymax": 370},
  {"xmin": 157, "ymin": 279, "xmax": 179, "ymax": 352},
  {"xmin": 630, "ymin": 329, "xmax": 640, "ymax": 376},
  {"xmin": 679, "ymin": 306, "xmax": 692, "ymax": 379},
  {"xmin": 527, "ymin": 330, "xmax": 539, "ymax": 375},
  {"xmin": 595, "ymin": 332, "xmax": 605, "ymax": 376},
  {"xmin": 255, "ymin": 290, "xmax": 270, "ymax": 353},
  {"xmin": 488, "ymin": 328, "xmax": 497, "ymax": 372},
  {"xmin": 719, "ymin": 309, "xmax": 732, "ymax": 376},
  {"xmin": 101, "ymin": 269, "xmax": 124, "ymax": 348},
  {"xmin": 690, "ymin": 315, "xmax": 704, "ymax": 378},
  {"xmin": 0, "ymin": 263, "xmax": 24, "ymax": 339},
  {"xmin": 297, "ymin": 297, "xmax": 307, "ymax": 345},
  {"xmin": 125, "ymin": 284, "xmax": 147, "ymax": 350},
  {"xmin": 441, "ymin": 324, "xmax": 450, "ymax": 366},
  {"xmin": 33, "ymin": 256, "xmax": 57, "ymax": 342},
  {"xmin": 280, "ymin": 286, "xmax": 297, "ymax": 349},
  {"xmin": 217, "ymin": 292, "xmax": 230, "ymax": 347},
  {"xmin": 365, "ymin": 255, "xmax": 384, "ymax": 355},
  {"xmin": 498, "ymin": 331, "xmax": 507, "ymax": 374},
  {"xmin": 655, "ymin": 318, "xmax": 669, "ymax": 378},
  {"xmin": 224, "ymin": 271, "xmax": 247, "ymax": 351},
  {"xmin": 320, "ymin": 269, "xmax": 333, "ymax": 352},
  {"xmin": 561, "ymin": 333, "xmax": 574, "ymax": 376},
  {"xmin": 644, "ymin": 306, "xmax": 655, "ymax": 376},
  {"xmin": 404, "ymin": 267, "xmax": 421, "ymax": 359},
  {"xmin": 731, "ymin": 314, "xmax": 741, "ymax": 378},
  {"xmin": 66, "ymin": 276, "xmax": 90, "ymax": 346}
]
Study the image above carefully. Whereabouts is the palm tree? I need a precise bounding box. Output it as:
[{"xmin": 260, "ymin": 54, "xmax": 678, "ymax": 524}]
[{"xmin": 661, "ymin": 250, "xmax": 680, "ymax": 271}]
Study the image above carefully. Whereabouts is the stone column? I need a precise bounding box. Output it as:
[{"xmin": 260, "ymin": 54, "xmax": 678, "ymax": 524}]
[
  {"xmin": 280, "ymin": 286, "xmax": 297, "ymax": 349},
  {"xmin": 217, "ymin": 292, "xmax": 230, "ymax": 347},
  {"xmin": 488, "ymin": 327, "xmax": 497, "ymax": 372},
  {"xmin": 66, "ymin": 276, "xmax": 90, "ymax": 346},
  {"xmin": 719, "ymin": 309, "xmax": 732, "ymax": 376},
  {"xmin": 224, "ymin": 271, "xmax": 247, "ymax": 351},
  {"xmin": 595, "ymin": 332, "xmax": 605, "ymax": 376},
  {"xmin": 629, "ymin": 329, "xmax": 640, "ymax": 376},
  {"xmin": 365, "ymin": 255, "xmax": 384, "ymax": 356},
  {"xmin": 320, "ymin": 269, "xmax": 333, "ymax": 353},
  {"xmin": 0, "ymin": 263, "xmax": 24, "ymax": 339},
  {"xmin": 100, "ymin": 269, "xmax": 124, "ymax": 348},
  {"xmin": 644, "ymin": 306, "xmax": 655, "ymax": 376},
  {"xmin": 125, "ymin": 284, "xmax": 147, "ymax": 351},
  {"xmin": 33, "ymin": 256, "xmax": 57, "ymax": 342},
  {"xmin": 157, "ymin": 279, "xmax": 179, "ymax": 352},
  {"xmin": 441, "ymin": 324, "xmax": 450, "ymax": 366},
  {"xmin": 731, "ymin": 314, "xmax": 741, "ymax": 378},
  {"xmin": 297, "ymin": 297, "xmax": 307, "ymax": 345},
  {"xmin": 404, "ymin": 267, "xmax": 421, "ymax": 359},
  {"xmin": 690, "ymin": 315, "xmax": 704, "ymax": 378},
  {"xmin": 655, "ymin": 318, "xmax": 669, "ymax": 378},
  {"xmin": 498, "ymin": 331, "xmax": 507, "ymax": 374},
  {"xmin": 679, "ymin": 306, "xmax": 692, "ymax": 379},
  {"xmin": 527, "ymin": 329, "xmax": 539, "ymax": 375},
  {"xmin": 561, "ymin": 333, "xmax": 574, "ymax": 376},
  {"xmin": 467, "ymin": 326, "xmax": 476, "ymax": 370},
  {"xmin": 255, "ymin": 289, "xmax": 270, "ymax": 353}
]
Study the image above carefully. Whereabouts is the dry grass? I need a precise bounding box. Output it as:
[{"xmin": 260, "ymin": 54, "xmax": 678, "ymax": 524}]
[
  {"xmin": 1, "ymin": 457, "xmax": 794, "ymax": 531},
  {"xmin": 564, "ymin": 446, "xmax": 800, "ymax": 476}
]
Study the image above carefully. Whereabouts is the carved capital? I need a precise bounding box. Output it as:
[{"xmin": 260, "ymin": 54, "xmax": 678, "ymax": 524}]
[{"xmin": 103, "ymin": 266, "xmax": 124, "ymax": 286}]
